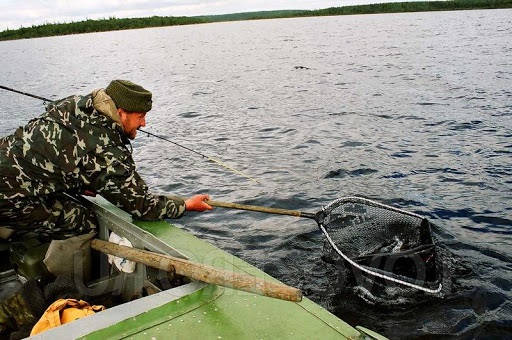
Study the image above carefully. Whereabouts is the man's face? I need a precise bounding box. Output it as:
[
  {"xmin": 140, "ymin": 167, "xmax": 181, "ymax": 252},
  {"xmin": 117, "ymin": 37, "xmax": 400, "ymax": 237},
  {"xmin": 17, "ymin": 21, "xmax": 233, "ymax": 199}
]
[{"xmin": 118, "ymin": 109, "xmax": 146, "ymax": 139}]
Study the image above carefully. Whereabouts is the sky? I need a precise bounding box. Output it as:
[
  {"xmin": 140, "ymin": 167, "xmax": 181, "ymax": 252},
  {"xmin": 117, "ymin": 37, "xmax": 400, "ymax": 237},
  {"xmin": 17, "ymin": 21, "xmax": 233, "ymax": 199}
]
[{"xmin": 0, "ymin": 0, "xmax": 392, "ymax": 30}]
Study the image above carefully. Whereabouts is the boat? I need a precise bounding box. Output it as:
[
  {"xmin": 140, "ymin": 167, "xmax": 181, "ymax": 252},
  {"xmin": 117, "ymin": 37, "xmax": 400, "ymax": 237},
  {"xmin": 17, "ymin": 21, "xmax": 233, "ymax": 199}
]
[{"xmin": 2, "ymin": 195, "xmax": 387, "ymax": 339}]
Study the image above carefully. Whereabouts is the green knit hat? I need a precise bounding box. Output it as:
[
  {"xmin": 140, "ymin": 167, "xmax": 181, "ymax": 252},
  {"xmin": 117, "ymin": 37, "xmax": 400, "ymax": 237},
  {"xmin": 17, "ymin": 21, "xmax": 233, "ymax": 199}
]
[{"xmin": 106, "ymin": 80, "xmax": 152, "ymax": 112}]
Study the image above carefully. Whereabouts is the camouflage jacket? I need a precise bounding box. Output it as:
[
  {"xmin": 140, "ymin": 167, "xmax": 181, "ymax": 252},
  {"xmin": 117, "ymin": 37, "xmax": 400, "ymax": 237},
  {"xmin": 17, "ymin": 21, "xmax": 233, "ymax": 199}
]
[{"xmin": 0, "ymin": 90, "xmax": 186, "ymax": 220}]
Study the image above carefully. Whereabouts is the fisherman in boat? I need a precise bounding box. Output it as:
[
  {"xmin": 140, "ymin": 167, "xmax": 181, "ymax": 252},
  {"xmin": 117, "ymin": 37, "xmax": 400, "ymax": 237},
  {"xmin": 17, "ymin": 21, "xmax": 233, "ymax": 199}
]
[
  {"xmin": 0, "ymin": 79, "xmax": 212, "ymax": 240},
  {"xmin": 0, "ymin": 79, "xmax": 215, "ymax": 338}
]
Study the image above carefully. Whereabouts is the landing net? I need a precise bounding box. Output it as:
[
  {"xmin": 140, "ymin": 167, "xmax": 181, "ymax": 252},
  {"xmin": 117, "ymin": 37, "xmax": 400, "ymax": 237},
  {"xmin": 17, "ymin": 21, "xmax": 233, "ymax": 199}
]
[{"xmin": 317, "ymin": 197, "xmax": 442, "ymax": 294}]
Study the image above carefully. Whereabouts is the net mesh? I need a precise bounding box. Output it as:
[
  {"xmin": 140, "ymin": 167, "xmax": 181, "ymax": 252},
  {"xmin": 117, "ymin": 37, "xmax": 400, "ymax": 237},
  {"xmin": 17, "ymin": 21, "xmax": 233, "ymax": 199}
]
[{"xmin": 318, "ymin": 197, "xmax": 441, "ymax": 294}]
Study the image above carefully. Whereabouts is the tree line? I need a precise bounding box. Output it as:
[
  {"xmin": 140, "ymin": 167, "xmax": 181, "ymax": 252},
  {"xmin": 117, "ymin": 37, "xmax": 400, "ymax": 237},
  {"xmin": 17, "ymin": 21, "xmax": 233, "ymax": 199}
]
[
  {"xmin": 1, "ymin": 0, "xmax": 511, "ymax": 41},
  {"xmin": 0, "ymin": 16, "xmax": 205, "ymax": 41}
]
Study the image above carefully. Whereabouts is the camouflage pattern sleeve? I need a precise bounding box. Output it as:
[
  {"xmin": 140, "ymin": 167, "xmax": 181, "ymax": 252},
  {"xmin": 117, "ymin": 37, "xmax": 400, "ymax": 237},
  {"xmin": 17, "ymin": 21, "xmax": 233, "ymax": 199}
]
[
  {"xmin": 83, "ymin": 145, "xmax": 186, "ymax": 220},
  {"xmin": 0, "ymin": 92, "xmax": 184, "ymax": 221}
]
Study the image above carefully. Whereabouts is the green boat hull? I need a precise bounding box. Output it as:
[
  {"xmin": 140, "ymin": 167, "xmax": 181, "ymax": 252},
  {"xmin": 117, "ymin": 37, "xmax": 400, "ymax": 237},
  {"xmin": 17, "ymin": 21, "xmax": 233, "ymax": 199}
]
[{"xmin": 29, "ymin": 196, "xmax": 386, "ymax": 339}]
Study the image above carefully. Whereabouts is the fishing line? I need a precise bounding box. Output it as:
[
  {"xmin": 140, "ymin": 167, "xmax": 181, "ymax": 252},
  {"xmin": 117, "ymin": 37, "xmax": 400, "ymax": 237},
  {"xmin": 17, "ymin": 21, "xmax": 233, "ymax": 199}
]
[
  {"xmin": 0, "ymin": 84, "xmax": 259, "ymax": 183},
  {"xmin": 137, "ymin": 128, "xmax": 259, "ymax": 183}
]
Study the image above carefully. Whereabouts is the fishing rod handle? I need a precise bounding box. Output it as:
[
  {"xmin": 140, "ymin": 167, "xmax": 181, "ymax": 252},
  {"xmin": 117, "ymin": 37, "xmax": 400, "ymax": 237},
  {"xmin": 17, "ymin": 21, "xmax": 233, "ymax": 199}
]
[{"xmin": 206, "ymin": 200, "xmax": 314, "ymax": 219}]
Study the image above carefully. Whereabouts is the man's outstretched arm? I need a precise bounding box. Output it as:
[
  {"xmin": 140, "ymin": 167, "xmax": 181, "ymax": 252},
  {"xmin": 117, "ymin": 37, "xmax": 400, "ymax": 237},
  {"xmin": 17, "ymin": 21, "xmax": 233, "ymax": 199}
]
[{"xmin": 85, "ymin": 151, "xmax": 211, "ymax": 220}]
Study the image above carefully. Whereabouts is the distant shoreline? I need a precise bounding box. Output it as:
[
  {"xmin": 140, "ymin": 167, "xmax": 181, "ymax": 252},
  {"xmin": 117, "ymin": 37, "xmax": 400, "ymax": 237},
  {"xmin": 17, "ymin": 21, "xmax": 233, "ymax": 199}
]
[{"xmin": 1, "ymin": 0, "xmax": 511, "ymax": 41}]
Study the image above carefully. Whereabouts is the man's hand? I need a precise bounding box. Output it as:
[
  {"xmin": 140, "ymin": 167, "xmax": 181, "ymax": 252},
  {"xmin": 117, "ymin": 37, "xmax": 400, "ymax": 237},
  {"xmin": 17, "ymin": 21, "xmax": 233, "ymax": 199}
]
[{"xmin": 185, "ymin": 194, "xmax": 213, "ymax": 212}]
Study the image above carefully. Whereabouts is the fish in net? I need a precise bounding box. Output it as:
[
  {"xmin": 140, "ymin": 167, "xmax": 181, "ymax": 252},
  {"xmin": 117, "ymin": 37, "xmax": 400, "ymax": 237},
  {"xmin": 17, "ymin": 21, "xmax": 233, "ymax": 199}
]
[{"xmin": 317, "ymin": 197, "xmax": 443, "ymax": 296}]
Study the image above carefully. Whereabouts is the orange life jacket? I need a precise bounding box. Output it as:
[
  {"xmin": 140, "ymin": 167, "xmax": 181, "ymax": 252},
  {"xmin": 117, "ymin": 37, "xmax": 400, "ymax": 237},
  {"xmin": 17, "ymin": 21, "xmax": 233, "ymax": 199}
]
[{"xmin": 30, "ymin": 299, "xmax": 104, "ymax": 336}]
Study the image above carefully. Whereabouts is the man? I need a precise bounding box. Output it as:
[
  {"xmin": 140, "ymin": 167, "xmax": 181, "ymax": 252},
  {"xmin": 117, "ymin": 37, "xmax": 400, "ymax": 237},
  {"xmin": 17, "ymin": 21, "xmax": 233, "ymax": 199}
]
[{"xmin": 0, "ymin": 79, "xmax": 212, "ymax": 240}]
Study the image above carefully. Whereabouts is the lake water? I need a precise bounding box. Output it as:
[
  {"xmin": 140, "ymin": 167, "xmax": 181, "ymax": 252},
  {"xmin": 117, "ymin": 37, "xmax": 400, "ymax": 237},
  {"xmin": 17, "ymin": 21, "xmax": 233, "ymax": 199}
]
[{"xmin": 1, "ymin": 9, "xmax": 511, "ymax": 338}]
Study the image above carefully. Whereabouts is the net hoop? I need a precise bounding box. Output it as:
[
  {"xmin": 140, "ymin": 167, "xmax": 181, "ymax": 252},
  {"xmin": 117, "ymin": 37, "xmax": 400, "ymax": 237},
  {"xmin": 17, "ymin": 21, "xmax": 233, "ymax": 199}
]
[{"xmin": 319, "ymin": 196, "xmax": 443, "ymax": 294}]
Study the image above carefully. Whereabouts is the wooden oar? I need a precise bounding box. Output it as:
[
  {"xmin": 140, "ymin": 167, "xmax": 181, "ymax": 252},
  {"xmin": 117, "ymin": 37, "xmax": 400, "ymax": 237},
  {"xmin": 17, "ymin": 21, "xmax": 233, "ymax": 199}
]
[{"xmin": 91, "ymin": 239, "xmax": 302, "ymax": 302}]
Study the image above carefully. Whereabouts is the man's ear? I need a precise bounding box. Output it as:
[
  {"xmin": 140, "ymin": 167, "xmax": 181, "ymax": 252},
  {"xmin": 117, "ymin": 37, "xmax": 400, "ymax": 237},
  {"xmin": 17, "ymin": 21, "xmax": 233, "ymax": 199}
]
[{"xmin": 117, "ymin": 108, "xmax": 126, "ymax": 122}]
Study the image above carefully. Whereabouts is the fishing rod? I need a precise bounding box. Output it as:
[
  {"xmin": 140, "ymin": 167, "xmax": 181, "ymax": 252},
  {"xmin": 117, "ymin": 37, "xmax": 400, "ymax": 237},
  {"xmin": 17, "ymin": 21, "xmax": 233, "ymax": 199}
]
[
  {"xmin": 0, "ymin": 85, "xmax": 259, "ymax": 183},
  {"xmin": 137, "ymin": 129, "xmax": 259, "ymax": 183},
  {"xmin": 0, "ymin": 85, "xmax": 53, "ymax": 102}
]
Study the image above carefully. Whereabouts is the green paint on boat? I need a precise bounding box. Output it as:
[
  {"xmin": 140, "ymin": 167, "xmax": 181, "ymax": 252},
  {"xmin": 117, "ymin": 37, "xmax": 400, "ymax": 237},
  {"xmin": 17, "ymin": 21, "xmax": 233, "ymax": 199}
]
[{"xmin": 70, "ymin": 197, "xmax": 386, "ymax": 340}]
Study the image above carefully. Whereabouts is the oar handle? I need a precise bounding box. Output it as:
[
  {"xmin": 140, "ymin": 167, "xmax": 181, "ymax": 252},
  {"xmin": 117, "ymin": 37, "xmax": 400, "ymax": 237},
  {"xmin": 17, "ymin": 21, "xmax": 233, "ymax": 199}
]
[
  {"xmin": 91, "ymin": 239, "xmax": 302, "ymax": 302},
  {"xmin": 206, "ymin": 200, "xmax": 316, "ymax": 219}
]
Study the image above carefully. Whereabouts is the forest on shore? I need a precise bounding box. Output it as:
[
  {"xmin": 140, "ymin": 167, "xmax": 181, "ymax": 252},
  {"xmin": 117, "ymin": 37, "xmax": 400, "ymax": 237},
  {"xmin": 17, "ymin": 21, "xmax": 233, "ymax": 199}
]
[{"xmin": 1, "ymin": 0, "xmax": 511, "ymax": 41}]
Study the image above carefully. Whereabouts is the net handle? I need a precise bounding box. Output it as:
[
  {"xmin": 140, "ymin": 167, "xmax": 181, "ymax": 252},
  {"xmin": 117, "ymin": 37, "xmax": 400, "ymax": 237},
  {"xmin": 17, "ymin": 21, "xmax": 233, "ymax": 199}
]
[
  {"xmin": 206, "ymin": 200, "xmax": 316, "ymax": 219},
  {"xmin": 206, "ymin": 196, "xmax": 423, "ymax": 220}
]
